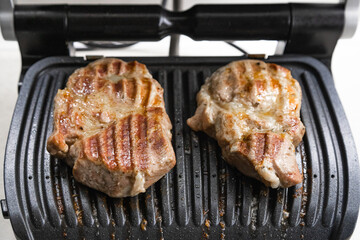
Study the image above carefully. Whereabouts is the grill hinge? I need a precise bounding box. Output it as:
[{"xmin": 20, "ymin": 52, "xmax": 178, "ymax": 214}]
[
  {"xmin": 84, "ymin": 55, "xmax": 104, "ymax": 61},
  {"xmin": 248, "ymin": 54, "xmax": 268, "ymax": 59}
]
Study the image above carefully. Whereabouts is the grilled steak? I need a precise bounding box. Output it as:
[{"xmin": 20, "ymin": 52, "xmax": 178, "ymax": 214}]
[
  {"xmin": 47, "ymin": 58, "xmax": 176, "ymax": 197},
  {"xmin": 187, "ymin": 60, "xmax": 305, "ymax": 188}
]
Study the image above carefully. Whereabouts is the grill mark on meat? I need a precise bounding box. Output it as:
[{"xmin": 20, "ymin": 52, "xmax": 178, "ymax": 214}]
[
  {"xmin": 59, "ymin": 115, "xmax": 70, "ymax": 135},
  {"xmin": 254, "ymin": 80, "xmax": 265, "ymax": 95},
  {"xmin": 112, "ymin": 123, "xmax": 119, "ymax": 172},
  {"xmin": 84, "ymin": 135, "xmax": 99, "ymax": 162},
  {"xmin": 265, "ymin": 134, "xmax": 284, "ymax": 161},
  {"xmin": 127, "ymin": 61, "xmax": 138, "ymax": 75},
  {"xmin": 131, "ymin": 114, "xmax": 149, "ymax": 171},
  {"xmin": 142, "ymin": 80, "xmax": 151, "ymax": 107},
  {"xmin": 238, "ymin": 141, "xmax": 250, "ymax": 157},
  {"xmin": 110, "ymin": 60, "xmax": 120, "ymax": 75},
  {"xmin": 118, "ymin": 60, "xmax": 127, "ymax": 76},
  {"xmin": 73, "ymin": 76, "xmax": 94, "ymax": 95},
  {"xmin": 104, "ymin": 124, "xmax": 118, "ymax": 170},
  {"xmin": 244, "ymin": 60, "xmax": 254, "ymax": 80},
  {"xmin": 129, "ymin": 114, "xmax": 135, "ymax": 173},
  {"xmin": 96, "ymin": 63, "xmax": 108, "ymax": 78},
  {"xmin": 134, "ymin": 79, "xmax": 142, "ymax": 106},
  {"xmin": 147, "ymin": 109, "xmax": 166, "ymax": 156},
  {"xmin": 116, "ymin": 116, "xmax": 133, "ymax": 172},
  {"xmin": 125, "ymin": 79, "xmax": 136, "ymax": 102},
  {"xmin": 98, "ymin": 125, "xmax": 115, "ymax": 170},
  {"xmin": 113, "ymin": 81, "xmax": 124, "ymax": 99},
  {"xmin": 268, "ymin": 63, "xmax": 278, "ymax": 73},
  {"xmin": 253, "ymin": 133, "xmax": 266, "ymax": 165},
  {"xmin": 141, "ymin": 113, "xmax": 149, "ymax": 170},
  {"xmin": 94, "ymin": 78, "xmax": 106, "ymax": 90}
]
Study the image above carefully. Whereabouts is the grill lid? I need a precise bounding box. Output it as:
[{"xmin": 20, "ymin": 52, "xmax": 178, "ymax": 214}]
[{"xmin": 2, "ymin": 56, "xmax": 360, "ymax": 239}]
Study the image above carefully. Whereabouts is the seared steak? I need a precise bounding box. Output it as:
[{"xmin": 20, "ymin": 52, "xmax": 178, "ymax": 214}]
[
  {"xmin": 187, "ymin": 60, "xmax": 305, "ymax": 188},
  {"xmin": 47, "ymin": 58, "xmax": 176, "ymax": 197}
]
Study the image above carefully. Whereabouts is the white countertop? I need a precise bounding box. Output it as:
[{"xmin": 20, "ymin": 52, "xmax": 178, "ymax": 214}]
[{"xmin": 1, "ymin": 19, "xmax": 360, "ymax": 240}]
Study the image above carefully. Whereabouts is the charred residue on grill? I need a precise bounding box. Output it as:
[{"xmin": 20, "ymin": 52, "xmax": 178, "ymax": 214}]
[
  {"xmin": 89, "ymin": 191, "xmax": 100, "ymax": 237},
  {"xmin": 154, "ymin": 193, "xmax": 164, "ymax": 240},
  {"xmin": 52, "ymin": 159, "xmax": 68, "ymax": 238},
  {"xmin": 279, "ymin": 188, "xmax": 290, "ymax": 239},
  {"xmin": 202, "ymin": 210, "xmax": 210, "ymax": 239},
  {"xmin": 69, "ymin": 175, "xmax": 83, "ymax": 225},
  {"xmin": 250, "ymin": 194, "xmax": 259, "ymax": 231},
  {"xmin": 104, "ymin": 196, "xmax": 117, "ymax": 240},
  {"xmin": 140, "ymin": 218, "xmax": 148, "ymax": 231},
  {"xmin": 249, "ymin": 183, "xmax": 261, "ymax": 239},
  {"xmin": 218, "ymin": 160, "xmax": 227, "ymax": 238},
  {"xmin": 122, "ymin": 197, "xmax": 132, "ymax": 239},
  {"xmin": 110, "ymin": 232, "xmax": 115, "ymax": 240},
  {"xmin": 109, "ymin": 218, "xmax": 116, "ymax": 240},
  {"xmin": 220, "ymin": 232, "xmax": 226, "ymax": 240},
  {"xmin": 299, "ymin": 142, "xmax": 308, "ymax": 230},
  {"xmin": 204, "ymin": 219, "xmax": 210, "ymax": 229},
  {"xmin": 293, "ymin": 187, "xmax": 303, "ymax": 199},
  {"xmin": 53, "ymin": 161, "xmax": 64, "ymax": 216}
]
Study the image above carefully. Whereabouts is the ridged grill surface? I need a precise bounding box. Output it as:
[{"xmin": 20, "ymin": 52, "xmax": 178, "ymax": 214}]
[{"xmin": 3, "ymin": 56, "xmax": 359, "ymax": 240}]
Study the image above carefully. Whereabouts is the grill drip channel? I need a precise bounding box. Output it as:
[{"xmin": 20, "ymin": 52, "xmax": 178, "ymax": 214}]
[{"xmin": 3, "ymin": 56, "xmax": 359, "ymax": 240}]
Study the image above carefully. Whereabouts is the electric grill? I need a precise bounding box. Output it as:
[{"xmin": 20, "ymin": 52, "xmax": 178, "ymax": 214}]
[{"xmin": 1, "ymin": 1, "xmax": 359, "ymax": 239}]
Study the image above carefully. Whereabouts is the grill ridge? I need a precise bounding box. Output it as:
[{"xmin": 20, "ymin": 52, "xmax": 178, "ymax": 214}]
[
  {"xmin": 224, "ymin": 163, "xmax": 237, "ymax": 227},
  {"xmin": 207, "ymin": 138, "xmax": 220, "ymax": 227},
  {"xmin": 173, "ymin": 69, "xmax": 190, "ymax": 226},
  {"xmin": 240, "ymin": 176, "xmax": 252, "ymax": 226},
  {"xmin": 45, "ymin": 75, "xmax": 65, "ymax": 228},
  {"xmin": 26, "ymin": 76, "xmax": 47, "ymax": 229},
  {"xmin": 187, "ymin": 69, "xmax": 204, "ymax": 226},
  {"xmin": 144, "ymin": 185, "xmax": 157, "ymax": 226},
  {"xmin": 311, "ymin": 74, "xmax": 339, "ymax": 227},
  {"xmin": 34, "ymin": 76, "xmax": 53, "ymax": 228},
  {"xmin": 315, "ymin": 68, "xmax": 349, "ymax": 238},
  {"xmin": 60, "ymin": 167, "xmax": 76, "ymax": 228},
  {"xmin": 271, "ymin": 188, "xmax": 285, "ymax": 227},
  {"xmin": 183, "ymin": 70, "xmax": 193, "ymax": 227},
  {"xmin": 38, "ymin": 75, "xmax": 55, "ymax": 229},
  {"xmin": 288, "ymin": 146, "xmax": 303, "ymax": 227},
  {"xmin": 89, "ymin": 190, "xmax": 101, "ymax": 235},
  {"xmin": 199, "ymin": 69, "xmax": 212, "ymax": 229},
  {"xmin": 257, "ymin": 184, "xmax": 270, "ymax": 227},
  {"xmin": 129, "ymin": 196, "xmax": 142, "ymax": 226},
  {"xmin": 303, "ymin": 72, "xmax": 336, "ymax": 227},
  {"xmin": 69, "ymin": 175, "xmax": 83, "ymax": 226},
  {"xmin": 41, "ymin": 74, "xmax": 61, "ymax": 228},
  {"xmin": 157, "ymin": 69, "xmax": 175, "ymax": 227},
  {"xmin": 112, "ymin": 198, "xmax": 125, "ymax": 227},
  {"xmin": 300, "ymin": 72, "xmax": 323, "ymax": 227}
]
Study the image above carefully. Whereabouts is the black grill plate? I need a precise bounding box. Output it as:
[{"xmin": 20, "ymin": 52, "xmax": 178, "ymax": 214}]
[{"xmin": 3, "ymin": 56, "xmax": 359, "ymax": 239}]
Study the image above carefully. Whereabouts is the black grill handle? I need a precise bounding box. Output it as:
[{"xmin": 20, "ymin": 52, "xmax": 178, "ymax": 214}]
[
  {"xmin": 65, "ymin": 5, "xmax": 291, "ymax": 41},
  {"xmin": 15, "ymin": 5, "xmax": 291, "ymax": 42},
  {"xmin": 14, "ymin": 4, "xmax": 344, "ymax": 70}
]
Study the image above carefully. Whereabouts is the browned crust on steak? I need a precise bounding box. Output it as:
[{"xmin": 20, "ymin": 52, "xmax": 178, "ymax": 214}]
[
  {"xmin": 47, "ymin": 58, "xmax": 175, "ymax": 197},
  {"xmin": 187, "ymin": 60, "xmax": 305, "ymax": 188}
]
